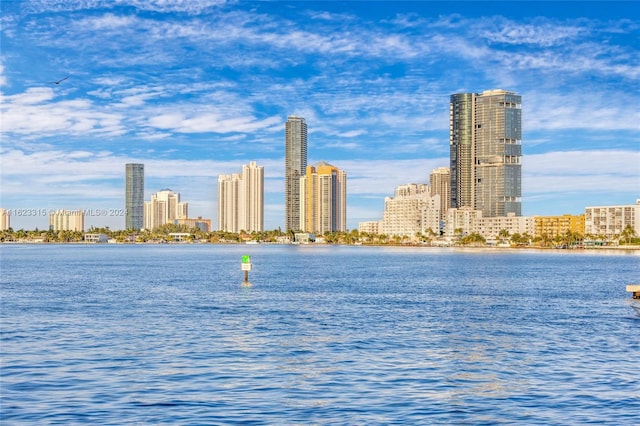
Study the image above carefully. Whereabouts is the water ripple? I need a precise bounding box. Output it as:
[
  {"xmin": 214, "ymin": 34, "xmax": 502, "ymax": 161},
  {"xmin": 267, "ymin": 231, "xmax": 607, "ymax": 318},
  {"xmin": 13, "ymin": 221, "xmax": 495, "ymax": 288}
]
[{"xmin": 1, "ymin": 245, "xmax": 639, "ymax": 424}]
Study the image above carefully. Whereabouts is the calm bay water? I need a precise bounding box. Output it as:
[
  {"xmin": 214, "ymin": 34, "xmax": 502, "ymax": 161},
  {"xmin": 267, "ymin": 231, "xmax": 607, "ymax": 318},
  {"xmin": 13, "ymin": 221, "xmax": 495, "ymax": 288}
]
[{"xmin": 1, "ymin": 244, "xmax": 639, "ymax": 424}]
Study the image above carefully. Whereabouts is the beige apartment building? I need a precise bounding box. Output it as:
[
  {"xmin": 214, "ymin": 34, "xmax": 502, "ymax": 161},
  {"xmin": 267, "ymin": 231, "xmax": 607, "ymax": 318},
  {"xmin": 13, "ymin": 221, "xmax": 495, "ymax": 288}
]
[
  {"xmin": 218, "ymin": 161, "xmax": 264, "ymax": 233},
  {"xmin": 381, "ymin": 183, "xmax": 441, "ymax": 237},
  {"xmin": 0, "ymin": 208, "xmax": 10, "ymax": 231},
  {"xmin": 144, "ymin": 189, "xmax": 188, "ymax": 230},
  {"xmin": 175, "ymin": 217, "xmax": 212, "ymax": 233},
  {"xmin": 49, "ymin": 209, "xmax": 84, "ymax": 232},
  {"xmin": 475, "ymin": 213, "xmax": 535, "ymax": 242},
  {"xmin": 429, "ymin": 167, "xmax": 450, "ymax": 222},
  {"xmin": 444, "ymin": 207, "xmax": 482, "ymax": 238},
  {"xmin": 585, "ymin": 200, "xmax": 640, "ymax": 238},
  {"xmin": 358, "ymin": 221, "xmax": 381, "ymax": 235}
]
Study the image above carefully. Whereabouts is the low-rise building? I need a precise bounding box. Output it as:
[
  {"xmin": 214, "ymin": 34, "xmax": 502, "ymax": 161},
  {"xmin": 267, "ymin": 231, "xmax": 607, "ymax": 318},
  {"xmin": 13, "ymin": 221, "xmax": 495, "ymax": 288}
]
[
  {"xmin": 474, "ymin": 213, "xmax": 535, "ymax": 243},
  {"xmin": 444, "ymin": 207, "xmax": 482, "ymax": 238},
  {"xmin": 381, "ymin": 184, "xmax": 441, "ymax": 238},
  {"xmin": 585, "ymin": 200, "xmax": 640, "ymax": 238},
  {"xmin": 84, "ymin": 233, "xmax": 108, "ymax": 243},
  {"xmin": 534, "ymin": 214, "xmax": 585, "ymax": 239},
  {"xmin": 168, "ymin": 232, "xmax": 191, "ymax": 242},
  {"xmin": 358, "ymin": 221, "xmax": 381, "ymax": 235},
  {"xmin": 175, "ymin": 217, "xmax": 211, "ymax": 232},
  {"xmin": 294, "ymin": 232, "xmax": 315, "ymax": 243}
]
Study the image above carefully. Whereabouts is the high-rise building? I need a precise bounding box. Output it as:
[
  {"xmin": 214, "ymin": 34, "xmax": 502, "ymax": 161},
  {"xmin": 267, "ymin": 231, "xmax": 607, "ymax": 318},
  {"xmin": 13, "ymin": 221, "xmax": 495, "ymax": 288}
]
[
  {"xmin": 450, "ymin": 93, "xmax": 474, "ymax": 211},
  {"xmin": 49, "ymin": 209, "xmax": 84, "ymax": 232},
  {"xmin": 218, "ymin": 173, "xmax": 241, "ymax": 233},
  {"xmin": 241, "ymin": 161, "xmax": 264, "ymax": 232},
  {"xmin": 144, "ymin": 189, "xmax": 188, "ymax": 230},
  {"xmin": 125, "ymin": 163, "xmax": 144, "ymax": 230},
  {"xmin": 285, "ymin": 116, "xmax": 308, "ymax": 231},
  {"xmin": 218, "ymin": 161, "xmax": 264, "ymax": 233},
  {"xmin": 0, "ymin": 208, "xmax": 10, "ymax": 231},
  {"xmin": 300, "ymin": 161, "xmax": 347, "ymax": 234},
  {"xmin": 430, "ymin": 167, "xmax": 450, "ymax": 222},
  {"xmin": 450, "ymin": 89, "xmax": 522, "ymax": 217}
]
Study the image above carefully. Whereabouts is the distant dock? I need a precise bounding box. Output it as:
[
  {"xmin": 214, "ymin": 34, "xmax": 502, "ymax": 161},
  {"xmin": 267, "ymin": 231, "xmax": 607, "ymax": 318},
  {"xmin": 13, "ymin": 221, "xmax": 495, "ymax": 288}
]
[{"xmin": 627, "ymin": 285, "xmax": 640, "ymax": 299}]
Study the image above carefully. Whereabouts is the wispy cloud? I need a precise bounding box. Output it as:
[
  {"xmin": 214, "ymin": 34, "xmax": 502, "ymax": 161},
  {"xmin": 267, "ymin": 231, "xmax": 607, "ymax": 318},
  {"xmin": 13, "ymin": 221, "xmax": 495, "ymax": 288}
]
[
  {"xmin": 481, "ymin": 19, "xmax": 588, "ymax": 46},
  {"xmin": 126, "ymin": 0, "xmax": 228, "ymax": 14},
  {"xmin": 0, "ymin": 88, "xmax": 126, "ymax": 136},
  {"xmin": 524, "ymin": 90, "xmax": 640, "ymax": 132},
  {"xmin": 147, "ymin": 112, "xmax": 281, "ymax": 134},
  {"xmin": 525, "ymin": 150, "xmax": 640, "ymax": 194}
]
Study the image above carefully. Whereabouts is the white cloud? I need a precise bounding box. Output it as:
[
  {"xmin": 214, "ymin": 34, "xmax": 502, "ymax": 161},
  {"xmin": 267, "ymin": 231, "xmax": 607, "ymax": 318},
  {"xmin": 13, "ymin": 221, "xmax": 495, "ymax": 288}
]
[
  {"xmin": 83, "ymin": 13, "xmax": 137, "ymax": 29},
  {"xmin": 147, "ymin": 112, "xmax": 281, "ymax": 134},
  {"xmin": 338, "ymin": 130, "xmax": 366, "ymax": 138},
  {"xmin": 524, "ymin": 90, "xmax": 640, "ymax": 132},
  {"xmin": 482, "ymin": 20, "xmax": 587, "ymax": 46},
  {"xmin": 524, "ymin": 150, "xmax": 640, "ymax": 193},
  {"xmin": 124, "ymin": 0, "xmax": 227, "ymax": 14},
  {"xmin": 2, "ymin": 87, "xmax": 54, "ymax": 105},
  {"xmin": 0, "ymin": 88, "xmax": 126, "ymax": 137}
]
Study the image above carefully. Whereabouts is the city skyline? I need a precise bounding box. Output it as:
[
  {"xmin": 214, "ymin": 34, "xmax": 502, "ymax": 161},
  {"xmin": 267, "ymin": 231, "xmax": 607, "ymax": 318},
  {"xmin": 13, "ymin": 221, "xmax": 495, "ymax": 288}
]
[{"xmin": 1, "ymin": 1, "xmax": 638, "ymax": 231}]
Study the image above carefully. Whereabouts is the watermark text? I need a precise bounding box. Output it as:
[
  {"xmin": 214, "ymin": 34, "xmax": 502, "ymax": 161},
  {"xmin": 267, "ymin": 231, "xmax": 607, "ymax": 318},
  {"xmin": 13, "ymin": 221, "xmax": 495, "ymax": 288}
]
[{"xmin": 4, "ymin": 208, "xmax": 128, "ymax": 217}]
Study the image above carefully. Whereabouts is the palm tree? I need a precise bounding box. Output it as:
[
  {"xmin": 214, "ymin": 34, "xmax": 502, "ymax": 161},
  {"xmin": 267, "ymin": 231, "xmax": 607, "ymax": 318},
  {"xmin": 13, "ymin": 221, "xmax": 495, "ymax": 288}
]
[
  {"xmin": 498, "ymin": 228, "xmax": 510, "ymax": 244},
  {"xmin": 461, "ymin": 233, "xmax": 485, "ymax": 245},
  {"xmin": 620, "ymin": 224, "xmax": 637, "ymax": 245}
]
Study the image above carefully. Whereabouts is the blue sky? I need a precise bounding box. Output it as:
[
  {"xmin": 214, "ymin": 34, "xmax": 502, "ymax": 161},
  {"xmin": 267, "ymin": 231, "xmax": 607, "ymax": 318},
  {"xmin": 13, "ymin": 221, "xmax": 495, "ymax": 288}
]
[{"xmin": 1, "ymin": 0, "xmax": 639, "ymax": 231}]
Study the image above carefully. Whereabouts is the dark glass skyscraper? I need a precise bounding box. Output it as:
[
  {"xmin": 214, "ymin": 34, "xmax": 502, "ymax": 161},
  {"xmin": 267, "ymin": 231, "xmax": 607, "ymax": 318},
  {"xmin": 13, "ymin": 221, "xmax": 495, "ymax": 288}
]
[
  {"xmin": 285, "ymin": 116, "xmax": 307, "ymax": 231},
  {"xmin": 125, "ymin": 163, "xmax": 144, "ymax": 230},
  {"xmin": 450, "ymin": 93, "xmax": 475, "ymax": 211},
  {"xmin": 450, "ymin": 90, "xmax": 522, "ymax": 217}
]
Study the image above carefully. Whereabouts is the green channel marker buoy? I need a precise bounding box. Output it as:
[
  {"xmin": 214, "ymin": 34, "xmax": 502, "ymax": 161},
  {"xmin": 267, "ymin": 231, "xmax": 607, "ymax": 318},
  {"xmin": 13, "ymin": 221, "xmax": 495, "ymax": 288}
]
[{"xmin": 241, "ymin": 255, "xmax": 253, "ymax": 286}]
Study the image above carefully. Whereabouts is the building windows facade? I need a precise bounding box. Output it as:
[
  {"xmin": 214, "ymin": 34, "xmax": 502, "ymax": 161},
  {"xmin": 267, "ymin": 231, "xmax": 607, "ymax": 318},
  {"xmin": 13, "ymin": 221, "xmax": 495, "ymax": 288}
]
[
  {"xmin": 285, "ymin": 116, "xmax": 308, "ymax": 232},
  {"xmin": 450, "ymin": 90, "xmax": 522, "ymax": 217},
  {"xmin": 125, "ymin": 163, "xmax": 144, "ymax": 230}
]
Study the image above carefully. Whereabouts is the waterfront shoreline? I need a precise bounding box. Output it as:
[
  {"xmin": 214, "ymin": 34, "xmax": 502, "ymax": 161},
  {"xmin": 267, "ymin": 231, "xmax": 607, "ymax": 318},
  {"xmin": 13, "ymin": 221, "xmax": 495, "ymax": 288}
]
[{"xmin": 2, "ymin": 240, "xmax": 639, "ymax": 252}]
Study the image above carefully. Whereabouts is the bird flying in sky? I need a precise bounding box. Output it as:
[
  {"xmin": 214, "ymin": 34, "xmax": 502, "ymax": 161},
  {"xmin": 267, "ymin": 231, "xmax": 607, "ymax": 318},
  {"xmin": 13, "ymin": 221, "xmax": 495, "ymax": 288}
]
[{"xmin": 50, "ymin": 76, "xmax": 69, "ymax": 85}]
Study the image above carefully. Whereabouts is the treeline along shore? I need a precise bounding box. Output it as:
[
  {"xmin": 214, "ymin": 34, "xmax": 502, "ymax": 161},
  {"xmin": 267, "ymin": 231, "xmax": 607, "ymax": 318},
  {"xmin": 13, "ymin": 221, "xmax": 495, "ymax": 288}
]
[{"xmin": 2, "ymin": 224, "xmax": 639, "ymax": 249}]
